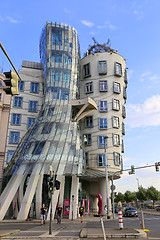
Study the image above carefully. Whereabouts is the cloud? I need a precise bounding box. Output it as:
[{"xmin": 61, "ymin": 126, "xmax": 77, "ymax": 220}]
[
  {"xmin": 133, "ymin": 8, "xmax": 144, "ymax": 20},
  {"xmin": 90, "ymin": 31, "xmax": 95, "ymax": 36},
  {"xmin": 64, "ymin": 8, "xmax": 72, "ymax": 15},
  {"xmin": 81, "ymin": 20, "xmax": 94, "ymax": 27},
  {"xmin": 6, "ymin": 16, "xmax": 19, "ymax": 24},
  {"xmin": 97, "ymin": 21, "xmax": 117, "ymax": 31},
  {"xmin": 126, "ymin": 95, "xmax": 160, "ymax": 128},
  {"xmin": 139, "ymin": 71, "xmax": 160, "ymax": 83}
]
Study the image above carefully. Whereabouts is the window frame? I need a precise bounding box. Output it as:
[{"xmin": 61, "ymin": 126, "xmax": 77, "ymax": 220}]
[
  {"xmin": 11, "ymin": 113, "xmax": 21, "ymax": 125},
  {"xmin": 98, "ymin": 60, "xmax": 107, "ymax": 75},
  {"xmin": 99, "ymin": 100, "xmax": 108, "ymax": 112},
  {"xmin": 99, "ymin": 80, "xmax": 108, "ymax": 92},
  {"xmin": 83, "ymin": 134, "xmax": 92, "ymax": 146},
  {"xmin": 115, "ymin": 62, "xmax": 122, "ymax": 76},
  {"xmin": 98, "ymin": 136, "xmax": 107, "ymax": 148},
  {"xmin": 99, "ymin": 118, "xmax": 107, "ymax": 129},
  {"xmin": 28, "ymin": 101, "xmax": 38, "ymax": 112},
  {"xmin": 114, "ymin": 152, "xmax": 121, "ymax": 166},
  {"xmin": 18, "ymin": 81, "xmax": 24, "ymax": 92},
  {"xmin": 112, "ymin": 99, "xmax": 120, "ymax": 111},
  {"xmin": 85, "ymin": 116, "xmax": 93, "ymax": 128},
  {"xmin": 97, "ymin": 154, "xmax": 106, "ymax": 167},
  {"xmin": 85, "ymin": 81, "xmax": 93, "ymax": 94},
  {"xmin": 113, "ymin": 82, "xmax": 121, "ymax": 94},
  {"xmin": 84, "ymin": 152, "xmax": 89, "ymax": 166},
  {"xmin": 27, "ymin": 117, "xmax": 36, "ymax": 129},
  {"xmin": 7, "ymin": 150, "xmax": 14, "ymax": 163},
  {"xmin": 30, "ymin": 82, "xmax": 39, "ymax": 93},
  {"xmin": 9, "ymin": 131, "xmax": 20, "ymax": 144},
  {"xmin": 112, "ymin": 116, "xmax": 120, "ymax": 128},
  {"xmin": 113, "ymin": 134, "xmax": 120, "ymax": 146},
  {"xmin": 83, "ymin": 63, "xmax": 91, "ymax": 78},
  {"xmin": 13, "ymin": 96, "xmax": 23, "ymax": 108}
]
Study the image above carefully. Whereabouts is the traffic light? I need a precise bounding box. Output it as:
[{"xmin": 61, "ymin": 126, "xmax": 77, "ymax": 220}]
[
  {"xmin": 3, "ymin": 71, "xmax": 19, "ymax": 95},
  {"xmin": 129, "ymin": 165, "xmax": 135, "ymax": 174},
  {"xmin": 155, "ymin": 162, "xmax": 159, "ymax": 172},
  {"xmin": 49, "ymin": 177, "xmax": 54, "ymax": 193}
]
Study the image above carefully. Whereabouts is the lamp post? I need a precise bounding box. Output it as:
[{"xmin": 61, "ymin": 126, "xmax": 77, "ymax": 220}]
[{"xmin": 104, "ymin": 136, "xmax": 110, "ymax": 219}]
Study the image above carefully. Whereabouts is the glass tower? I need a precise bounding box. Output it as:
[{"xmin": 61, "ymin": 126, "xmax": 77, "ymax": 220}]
[{"xmin": 0, "ymin": 23, "xmax": 83, "ymax": 220}]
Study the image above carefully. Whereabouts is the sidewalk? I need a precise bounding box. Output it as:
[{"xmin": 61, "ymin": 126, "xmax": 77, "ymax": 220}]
[{"xmin": 0, "ymin": 215, "xmax": 148, "ymax": 239}]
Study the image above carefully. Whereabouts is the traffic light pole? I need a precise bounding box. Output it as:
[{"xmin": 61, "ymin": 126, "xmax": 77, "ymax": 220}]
[
  {"xmin": 0, "ymin": 42, "xmax": 22, "ymax": 81},
  {"xmin": 104, "ymin": 137, "xmax": 110, "ymax": 219},
  {"xmin": 49, "ymin": 166, "xmax": 54, "ymax": 235}
]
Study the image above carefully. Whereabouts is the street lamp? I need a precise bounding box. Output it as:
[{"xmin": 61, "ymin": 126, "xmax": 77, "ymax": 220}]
[
  {"xmin": 136, "ymin": 178, "xmax": 140, "ymax": 190},
  {"xmin": 104, "ymin": 136, "xmax": 110, "ymax": 219}
]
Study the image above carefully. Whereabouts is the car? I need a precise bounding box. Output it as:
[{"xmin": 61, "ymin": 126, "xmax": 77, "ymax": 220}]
[
  {"xmin": 123, "ymin": 207, "xmax": 138, "ymax": 217},
  {"xmin": 156, "ymin": 206, "xmax": 160, "ymax": 211},
  {"xmin": 114, "ymin": 205, "xmax": 119, "ymax": 213}
]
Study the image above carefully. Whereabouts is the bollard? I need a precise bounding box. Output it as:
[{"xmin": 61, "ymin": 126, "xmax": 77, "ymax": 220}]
[{"xmin": 118, "ymin": 210, "xmax": 123, "ymax": 229}]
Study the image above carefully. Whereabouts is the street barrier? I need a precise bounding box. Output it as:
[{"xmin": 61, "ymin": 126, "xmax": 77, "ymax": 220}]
[{"xmin": 118, "ymin": 210, "xmax": 123, "ymax": 229}]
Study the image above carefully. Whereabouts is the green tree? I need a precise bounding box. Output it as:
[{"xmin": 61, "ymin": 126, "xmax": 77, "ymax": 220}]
[
  {"xmin": 124, "ymin": 190, "xmax": 136, "ymax": 202},
  {"xmin": 147, "ymin": 186, "xmax": 160, "ymax": 208},
  {"xmin": 136, "ymin": 186, "xmax": 148, "ymax": 201},
  {"xmin": 115, "ymin": 192, "xmax": 125, "ymax": 203}
]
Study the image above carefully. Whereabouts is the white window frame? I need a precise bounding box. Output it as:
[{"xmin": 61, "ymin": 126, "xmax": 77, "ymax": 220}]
[
  {"xmin": 113, "ymin": 82, "xmax": 121, "ymax": 94},
  {"xmin": 115, "ymin": 62, "xmax": 122, "ymax": 76},
  {"xmin": 113, "ymin": 134, "xmax": 120, "ymax": 146},
  {"xmin": 97, "ymin": 154, "xmax": 105, "ymax": 167},
  {"xmin": 98, "ymin": 136, "xmax": 107, "ymax": 148},
  {"xmin": 99, "ymin": 80, "xmax": 108, "ymax": 92},
  {"xmin": 98, "ymin": 61, "xmax": 107, "ymax": 75},
  {"xmin": 112, "ymin": 99, "xmax": 120, "ymax": 111},
  {"xmin": 99, "ymin": 118, "xmax": 107, "ymax": 129},
  {"xmin": 83, "ymin": 134, "xmax": 92, "ymax": 146},
  {"xmin": 99, "ymin": 101, "xmax": 107, "ymax": 112},
  {"xmin": 83, "ymin": 63, "xmax": 91, "ymax": 78},
  {"xmin": 112, "ymin": 116, "xmax": 120, "ymax": 128},
  {"xmin": 85, "ymin": 82, "xmax": 93, "ymax": 93},
  {"xmin": 114, "ymin": 152, "xmax": 120, "ymax": 166}
]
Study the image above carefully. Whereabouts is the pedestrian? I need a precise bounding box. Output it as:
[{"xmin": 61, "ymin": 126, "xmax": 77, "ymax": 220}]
[
  {"xmin": 104, "ymin": 205, "xmax": 107, "ymax": 219},
  {"xmin": 56, "ymin": 204, "xmax": 63, "ymax": 224},
  {"xmin": 117, "ymin": 201, "xmax": 122, "ymax": 210},
  {"xmin": 79, "ymin": 204, "xmax": 84, "ymax": 223},
  {"xmin": 40, "ymin": 203, "xmax": 47, "ymax": 225}
]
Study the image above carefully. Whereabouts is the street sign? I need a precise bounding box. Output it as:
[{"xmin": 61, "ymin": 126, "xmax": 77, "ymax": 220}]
[{"xmin": 110, "ymin": 184, "xmax": 116, "ymax": 191}]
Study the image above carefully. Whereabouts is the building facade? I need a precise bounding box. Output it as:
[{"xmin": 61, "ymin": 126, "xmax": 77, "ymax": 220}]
[
  {"xmin": 4, "ymin": 61, "xmax": 44, "ymax": 168},
  {"xmin": 0, "ymin": 73, "xmax": 11, "ymax": 190},
  {"xmin": 0, "ymin": 23, "xmax": 127, "ymax": 220}
]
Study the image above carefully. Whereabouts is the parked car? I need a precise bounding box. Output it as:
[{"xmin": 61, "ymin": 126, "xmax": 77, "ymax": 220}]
[
  {"xmin": 123, "ymin": 207, "xmax": 138, "ymax": 217},
  {"xmin": 155, "ymin": 206, "xmax": 160, "ymax": 211}
]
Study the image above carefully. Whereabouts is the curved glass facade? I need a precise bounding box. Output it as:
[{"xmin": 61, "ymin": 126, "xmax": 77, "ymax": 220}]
[{"xmin": 6, "ymin": 23, "xmax": 82, "ymax": 177}]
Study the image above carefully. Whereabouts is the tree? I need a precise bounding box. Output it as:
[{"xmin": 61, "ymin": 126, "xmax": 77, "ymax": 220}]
[
  {"xmin": 124, "ymin": 190, "xmax": 136, "ymax": 203},
  {"xmin": 114, "ymin": 192, "xmax": 125, "ymax": 203},
  {"xmin": 147, "ymin": 186, "xmax": 160, "ymax": 208},
  {"xmin": 136, "ymin": 186, "xmax": 148, "ymax": 201}
]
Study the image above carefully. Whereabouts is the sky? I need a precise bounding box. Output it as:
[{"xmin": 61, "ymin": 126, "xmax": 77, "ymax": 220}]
[{"xmin": 1, "ymin": 0, "xmax": 160, "ymax": 193}]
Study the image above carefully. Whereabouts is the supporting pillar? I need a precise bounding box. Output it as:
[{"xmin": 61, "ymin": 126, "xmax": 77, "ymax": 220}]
[
  {"xmin": 58, "ymin": 175, "xmax": 65, "ymax": 206},
  {"xmin": 18, "ymin": 176, "xmax": 26, "ymax": 209},
  {"xmin": 47, "ymin": 189, "xmax": 60, "ymax": 220},
  {"xmin": 99, "ymin": 178, "xmax": 109, "ymax": 216},
  {"xmin": 69, "ymin": 175, "xmax": 79, "ymax": 220},
  {"xmin": 36, "ymin": 173, "xmax": 43, "ymax": 220}
]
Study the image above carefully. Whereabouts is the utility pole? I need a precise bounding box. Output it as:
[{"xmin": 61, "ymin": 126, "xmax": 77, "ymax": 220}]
[
  {"xmin": 104, "ymin": 136, "xmax": 110, "ymax": 219},
  {"xmin": 49, "ymin": 166, "xmax": 54, "ymax": 235}
]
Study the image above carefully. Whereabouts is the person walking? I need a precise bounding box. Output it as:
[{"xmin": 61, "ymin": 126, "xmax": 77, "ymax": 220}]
[
  {"xmin": 79, "ymin": 204, "xmax": 84, "ymax": 223},
  {"xmin": 56, "ymin": 204, "xmax": 63, "ymax": 224},
  {"xmin": 104, "ymin": 205, "xmax": 107, "ymax": 219},
  {"xmin": 40, "ymin": 203, "xmax": 47, "ymax": 225}
]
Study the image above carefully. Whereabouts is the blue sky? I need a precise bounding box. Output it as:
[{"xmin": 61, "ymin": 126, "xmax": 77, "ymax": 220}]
[{"xmin": 1, "ymin": 0, "xmax": 160, "ymax": 193}]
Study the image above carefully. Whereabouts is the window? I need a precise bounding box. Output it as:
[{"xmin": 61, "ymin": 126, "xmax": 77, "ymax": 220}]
[
  {"xmin": 52, "ymin": 87, "xmax": 60, "ymax": 100},
  {"xmin": 9, "ymin": 131, "xmax": 20, "ymax": 144},
  {"xmin": 112, "ymin": 99, "xmax": 120, "ymax": 111},
  {"xmin": 32, "ymin": 141, "xmax": 46, "ymax": 155},
  {"xmin": 113, "ymin": 134, "xmax": 120, "ymax": 146},
  {"xmin": 48, "ymin": 107, "xmax": 54, "ymax": 116},
  {"xmin": 99, "ymin": 118, "xmax": 107, "ymax": 129},
  {"xmin": 52, "ymin": 54, "xmax": 62, "ymax": 63},
  {"xmin": 113, "ymin": 82, "xmax": 121, "ymax": 94},
  {"xmin": 122, "ymin": 106, "xmax": 126, "ymax": 118},
  {"xmin": 83, "ymin": 134, "xmax": 92, "ymax": 146},
  {"xmin": 115, "ymin": 62, "xmax": 122, "ymax": 76},
  {"xmin": 61, "ymin": 88, "xmax": 69, "ymax": 100},
  {"xmin": 85, "ymin": 82, "xmax": 93, "ymax": 93},
  {"xmin": 122, "ymin": 140, "xmax": 124, "ymax": 153},
  {"xmin": 97, "ymin": 154, "xmax": 105, "ymax": 167},
  {"xmin": 0, "ymin": 93, "xmax": 1, "ymax": 101},
  {"xmin": 98, "ymin": 136, "xmax": 107, "ymax": 148},
  {"xmin": 122, "ymin": 122, "xmax": 125, "ymax": 135},
  {"xmin": 84, "ymin": 152, "xmax": 89, "ymax": 166},
  {"xmin": 124, "ymin": 69, "xmax": 128, "ymax": 84},
  {"xmin": 27, "ymin": 117, "xmax": 35, "ymax": 129},
  {"xmin": 85, "ymin": 116, "xmax": 93, "ymax": 127},
  {"xmin": 41, "ymin": 122, "xmax": 53, "ymax": 134},
  {"xmin": 12, "ymin": 113, "xmax": 21, "ymax": 125},
  {"xmin": 52, "ymin": 31, "xmax": 62, "ymax": 45},
  {"xmin": 112, "ymin": 116, "xmax": 120, "ymax": 128},
  {"xmin": 99, "ymin": 81, "xmax": 108, "ymax": 92},
  {"xmin": 98, "ymin": 61, "xmax": 107, "ymax": 75},
  {"xmin": 83, "ymin": 63, "xmax": 91, "ymax": 78},
  {"xmin": 123, "ymin": 87, "xmax": 127, "ymax": 99},
  {"xmin": 13, "ymin": 97, "xmax": 23, "ymax": 108},
  {"xmin": 30, "ymin": 82, "xmax": 39, "ymax": 93},
  {"xmin": 114, "ymin": 152, "xmax": 120, "ymax": 166},
  {"xmin": 7, "ymin": 150, "xmax": 14, "ymax": 163},
  {"xmin": 29, "ymin": 101, "xmax": 38, "ymax": 112},
  {"xmin": 99, "ymin": 101, "xmax": 107, "ymax": 112},
  {"xmin": 18, "ymin": 81, "xmax": 24, "ymax": 91}
]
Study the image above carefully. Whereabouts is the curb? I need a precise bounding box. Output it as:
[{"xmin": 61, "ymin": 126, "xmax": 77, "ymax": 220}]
[
  {"xmin": 80, "ymin": 228, "xmax": 147, "ymax": 239},
  {"xmin": 0, "ymin": 230, "xmax": 20, "ymax": 238}
]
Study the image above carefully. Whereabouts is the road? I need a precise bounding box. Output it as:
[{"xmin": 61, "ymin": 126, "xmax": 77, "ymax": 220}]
[{"xmin": 0, "ymin": 213, "xmax": 160, "ymax": 239}]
